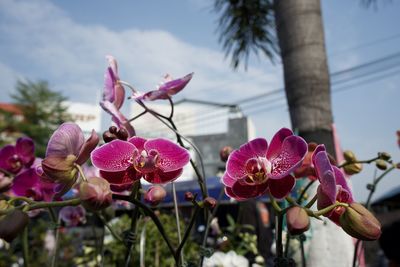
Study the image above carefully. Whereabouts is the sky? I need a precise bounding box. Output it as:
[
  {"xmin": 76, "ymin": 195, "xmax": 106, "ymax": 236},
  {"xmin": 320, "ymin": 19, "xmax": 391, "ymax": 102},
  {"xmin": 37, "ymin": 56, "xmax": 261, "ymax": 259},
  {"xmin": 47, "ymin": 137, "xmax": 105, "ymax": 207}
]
[{"xmin": 0, "ymin": 0, "xmax": 399, "ymax": 201}]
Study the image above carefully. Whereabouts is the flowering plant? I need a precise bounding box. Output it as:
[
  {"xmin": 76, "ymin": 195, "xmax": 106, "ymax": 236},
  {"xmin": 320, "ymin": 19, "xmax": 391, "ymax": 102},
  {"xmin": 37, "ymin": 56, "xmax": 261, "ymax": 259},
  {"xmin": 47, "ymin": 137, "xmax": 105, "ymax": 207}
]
[{"xmin": 0, "ymin": 56, "xmax": 396, "ymax": 267}]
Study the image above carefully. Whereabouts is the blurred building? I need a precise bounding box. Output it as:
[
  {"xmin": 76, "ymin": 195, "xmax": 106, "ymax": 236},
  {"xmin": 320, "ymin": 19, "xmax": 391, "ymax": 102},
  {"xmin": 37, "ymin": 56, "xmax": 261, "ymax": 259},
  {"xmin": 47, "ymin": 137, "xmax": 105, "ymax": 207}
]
[{"xmin": 64, "ymin": 101, "xmax": 102, "ymax": 136}]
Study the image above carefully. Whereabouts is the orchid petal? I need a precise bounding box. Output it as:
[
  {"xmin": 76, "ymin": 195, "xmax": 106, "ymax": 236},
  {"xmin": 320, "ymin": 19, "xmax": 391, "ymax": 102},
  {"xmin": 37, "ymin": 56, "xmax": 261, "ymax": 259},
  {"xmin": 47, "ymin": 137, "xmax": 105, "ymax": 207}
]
[
  {"xmin": 268, "ymin": 174, "xmax": 296, "ymax": 199},
  {"xmin": 103, "ymin": 67, "xmax": 115, "ymax": 103},
  {"xmin": 266, "ymin": 128, "xmax": 293, "ymax": 160},
  {"xmin": 222, "ymin": 172, "xmax": 236, "ymax": 187},
  {"xmin": 144, "ymin": 139, "xmax": 190, "ymax": 172},
  {"xmin": 0, "ymin": 145, "xmax": 21, "ymax": 173},
  {"xmin": 231, "ymin": 180, "xmax": 268, "ymax": 199},
  {"xmin": 333, "ymin": 166, "xmax": 354, "ymax": 202},
  {"xmin": 91, "ymin": 140, "xmax": 137, "ymax": 172},
  {"xmin": 227, "ymin": 138, "xmax": 268, "ymax": 179},
  {"xmin": 317, "ymin": 170, "xmax": 337, "ymax": 210},
  {"xmin": 46, "ymin": 123, "xmax": 85, "ymax": 157},
  {"xmin": 269, "ymin": 135, "xmax": 307, "ymax": 179},
  {"xmin": 114, "ymin": 83, "xmax": 125, "ymax": 110},
  {"xmin": 12, "ymin": 168, "xmax": 39, "ymax": 196},
  {"xmin": 312, "ymin": 149, "xmax": 333, "ymax": 182},
  {"xmin": 15, "ymin": 137, "xmax": 35, "ymax": 167},
  {"xmin": 144, "ymin": 168, "xmax": 183, "ymax": 184},
  {"xmin": 128, "ymin": 136, "xmax": 147, "ymax": 152},
  {"xmin": 76, "ymin": 130, "xmax": 99, "ymax": 165},
  {"xmin": 225, "ymin": 186, "xmax": 246, "ymax": 201},
  {"xmin": 100, "ymin": 168, "xmax": 140, "ymax": 192},
  {"xmin": 158, "ymin": 72, "xmax": 193, "ymax": 95}
]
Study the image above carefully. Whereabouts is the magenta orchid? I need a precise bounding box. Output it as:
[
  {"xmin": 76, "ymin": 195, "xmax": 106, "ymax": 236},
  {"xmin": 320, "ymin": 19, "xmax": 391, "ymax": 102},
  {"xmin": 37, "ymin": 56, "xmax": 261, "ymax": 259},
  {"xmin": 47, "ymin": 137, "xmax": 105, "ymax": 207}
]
[
  {"xmin": 59, "ymin": 206, "xmax": 86, "ymax": 227},
  {"xmin": 222, "ymin": 128, "xmax": 307, "ymax": 200},
  {"xmin": 312, "ymin": 144, "xmax": 354, "ymax": 224},
  {"xmin": 100, "ymin": 55, "xmax": 135, "ymax": 137},
  {"xmin": 133, "ymin": 72, "xmax": 194, "ymax": 101},
  {"xmin": 0, "ymin": 137, "xmax": 35, "ymax": 174},
  {"xmin": 12, "ymin": 159, "xmax": 56, "ymax": 202},
  {"xmin": 41, "ymin": 122, "xmax": 99, "ymax": 197},
  {"xmin": 91, "ymin": 137, "xmax": 190, "ymax": 191}
]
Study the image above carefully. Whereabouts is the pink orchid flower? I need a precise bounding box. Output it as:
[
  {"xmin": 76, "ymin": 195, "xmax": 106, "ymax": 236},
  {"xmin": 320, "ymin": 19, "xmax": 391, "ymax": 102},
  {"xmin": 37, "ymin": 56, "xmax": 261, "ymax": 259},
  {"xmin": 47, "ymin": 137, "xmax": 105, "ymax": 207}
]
[
  {"xmin": 222, "ymin": 128, "xmax": 307, "ymax": 200},
  {"xmin": 12, "ymin": 159, "xmax": 56, "ymax": 202},
  {"xmin": 100, "ymin": 56, "xmax": 135, "ymax": 136},
  {"xmin": 312, "ymin": 144, "xmax": 354, "ymax": 224},
  {"xmin": 133, "ymin": 72, "xmax": 193, "ymax": 101},
  {"xmin": 41, "ymin": 122, "xmax": 99, "ymax": 197},
  {"xmin": 91, "ymin": 137, "xmax": 190, "ymax": 191},
  {"xmin": 0, "ymin": 137, "xmax": 35, "ymax": 174},
  {"xmin": 59, "ymin": 206, "xmax": 86, "ymax": 227}
]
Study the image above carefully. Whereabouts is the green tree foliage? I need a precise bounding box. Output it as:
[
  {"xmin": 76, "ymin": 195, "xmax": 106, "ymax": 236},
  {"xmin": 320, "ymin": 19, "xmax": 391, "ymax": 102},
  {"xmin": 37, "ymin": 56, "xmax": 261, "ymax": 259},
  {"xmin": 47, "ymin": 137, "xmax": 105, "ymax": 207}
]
[{"xmin": 10, "ymin": 80, "xmax": 71, "ymax": 157}]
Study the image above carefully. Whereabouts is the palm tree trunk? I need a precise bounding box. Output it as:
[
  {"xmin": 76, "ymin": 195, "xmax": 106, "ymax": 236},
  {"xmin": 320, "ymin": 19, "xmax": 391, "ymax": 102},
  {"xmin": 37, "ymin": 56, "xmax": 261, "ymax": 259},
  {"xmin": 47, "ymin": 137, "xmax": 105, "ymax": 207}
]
[{"xmin": 274, "ymin": 0, "xmax": 336, "ymax": 157}]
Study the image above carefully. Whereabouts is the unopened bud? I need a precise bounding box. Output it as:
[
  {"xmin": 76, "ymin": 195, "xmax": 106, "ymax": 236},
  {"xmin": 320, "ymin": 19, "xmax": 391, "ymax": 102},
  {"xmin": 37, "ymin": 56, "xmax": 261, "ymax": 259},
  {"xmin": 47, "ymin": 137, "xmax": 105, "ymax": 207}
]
[
  {"xmin": 116, "ymin": 128, "xmax": 129, "ymax": 141},
  {"xmin": 375, "ymin": 159, "xmax": 387, "ymax": 170},
  {"xmin": 184, "ymin": 191, "xmax": 194, "ymax": 201},
  {"xmin": 41, "ymin": 155, "xmax": 78, "ymax": 184},
  {"xmin": 0, "ymin": 200, "xmax": 11, "ymax": 220},
  {"xmin": 109, "ymin": 126, "xmax": 118, "ymax": 134},
  {"xmin": 203, "ymin": 197, "xmax": 217, "ymax": 209},
  {"xmin": 79, "ymin": 177, "xmax": 112, "ymax": 211},
  {"xmin": 0, "ymin": 210, "xmax": 29, "ymax": 242},
  {"xmin": 343, "ymin": 150, "xmax": 357, "ymax": 163},
  {"xmin": 378, "ymin": 152, "xmax": 391, "ymax": 161},
  {"xmin": 103, "ymin": 131, "xmax": 117, "ymax": 143},
  {"xmin": 286, "ymin": 206, "xmax": 310, "ymax": 235},
  {"xmin": 339, "ymin": 202, "xmax": 381, "ymax": 241},
  {"xmin": 144, "ymin": 186, "xmax": 166, "ymax": 206},
  {"xmin": 219, "ymin": 146, "xmax": 233, "ymax": 162},
  {"xmin": 343, "ymin": 162, "xmax": 363, "ymax": 175}
]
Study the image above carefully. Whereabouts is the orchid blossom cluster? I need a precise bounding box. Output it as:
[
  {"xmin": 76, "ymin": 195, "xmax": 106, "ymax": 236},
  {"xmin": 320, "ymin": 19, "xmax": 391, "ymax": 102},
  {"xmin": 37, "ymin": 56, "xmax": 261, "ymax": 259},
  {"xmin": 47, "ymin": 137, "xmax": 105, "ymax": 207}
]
[{"xmin": 0, "ymin": 55, "xmax": 393, "ymax": 267}]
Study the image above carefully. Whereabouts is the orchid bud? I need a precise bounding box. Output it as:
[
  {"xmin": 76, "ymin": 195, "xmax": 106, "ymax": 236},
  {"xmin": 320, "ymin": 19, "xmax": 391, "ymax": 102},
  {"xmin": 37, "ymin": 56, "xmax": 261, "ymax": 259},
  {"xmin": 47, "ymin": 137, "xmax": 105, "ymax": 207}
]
[
  {"xmin": 378, "ymin": 152, "xmax": 391, "ymax": 161},
  {"xmin": 204, "ymin": 197, "xmax": 217, "ymax": 209},
  {"xmin": 375, "ymin": 159, "xmax": 387, "ymax": 170},
  {"xmin": 116, "ymin": 128, "xmax": 129, "ymax": 141},
  {"xmin": 0, "ymin": 210, "xmax": 29, "ymax": 242},
  {"xmin": 109, "ymin": 126, "xmax": 118, "ymax": 134},
  {"xmin": 343, "ymin": 150, "xmax": 357, "ymax": 163},
  {"xmin": 0, "ymin": 200, "xmax": 11, "ymax": 220},
  {"xmin": 0, "ymin": 173, "xmax": 12, "ymax": 193},
  {"xmin": 79, "ymin": 177, "xmax": 112, "ymax": 211},
  {"xmin": 144, "ymin": 185, "xmax": 166, "ymax": 206},
  {"xmin": 102, "ymin": 131, "xmax": 117, "ymax": 143},
  {"xmin": 219, "ymin": 146, "xmax": 233, "ymax": 162},
  {"xmin": 41, "ymin": 154, "xmax": 78, "ymax": 184},
  {"xmin": 339, "ymin": 202, "xmax": 381, "ymax": 241},
  {"xmin": 286, "ymin": 206, "xmax": 310, "ymax": 235},
  {"xmin": 184, "ymin": 191, "xmax": 194, "ymax": 201},
  {"xmin": 343, "ymin": 162, "xmax": 363, "ymax": 175}
]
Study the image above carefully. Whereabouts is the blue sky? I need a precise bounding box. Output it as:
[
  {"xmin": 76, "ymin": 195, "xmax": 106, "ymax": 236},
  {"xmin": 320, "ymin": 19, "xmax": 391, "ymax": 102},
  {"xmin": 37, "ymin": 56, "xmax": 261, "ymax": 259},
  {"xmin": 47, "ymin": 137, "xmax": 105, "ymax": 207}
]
[{"xmin": 0, "ymin": 0, "xmax": 399, "ymax": 201}]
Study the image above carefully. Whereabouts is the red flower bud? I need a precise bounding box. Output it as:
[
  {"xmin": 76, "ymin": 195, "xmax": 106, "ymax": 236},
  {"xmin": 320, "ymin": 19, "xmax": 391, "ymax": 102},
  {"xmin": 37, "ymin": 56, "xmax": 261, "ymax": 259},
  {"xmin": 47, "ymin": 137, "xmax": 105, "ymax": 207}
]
[
  {"xmin": 286, "ymin": 206, "xmax": 310, "ymax": 235},
  {"xmin": 219, "ymin": 146, "xmax": 233, "ymax": 162},
  {"xmin": 144, "ymin": 185, "xmax": 166, "ymax": 206},
  {"xmin": 339, "ymin": 202, "xmax": 381, "ymax": 241},
  {"xmin": 184, "ymin": 191, "xmax": 194, "ymax": 201},
  {"xmin": 79, "ymin": 177, "xmax": 112, "ymax": 211},
  {"xmin": 204, "ymin": 197, "xmax": 217, "ymax": 209},
  {"xmin": 0, "ymin": 210, "xmax": 29, "ymax": 242}
]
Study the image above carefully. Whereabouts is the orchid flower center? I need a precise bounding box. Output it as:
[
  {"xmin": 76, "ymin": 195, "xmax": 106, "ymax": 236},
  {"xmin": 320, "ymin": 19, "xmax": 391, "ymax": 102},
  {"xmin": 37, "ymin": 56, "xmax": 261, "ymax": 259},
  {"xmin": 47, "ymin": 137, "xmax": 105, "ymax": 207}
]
[
  {"xmin": 244, "ymin": 157, "xmax": 271, "ymax": 185},
  {"xmin": 133, "ymin": 149, "xmax": 160, "ymax": 174}
]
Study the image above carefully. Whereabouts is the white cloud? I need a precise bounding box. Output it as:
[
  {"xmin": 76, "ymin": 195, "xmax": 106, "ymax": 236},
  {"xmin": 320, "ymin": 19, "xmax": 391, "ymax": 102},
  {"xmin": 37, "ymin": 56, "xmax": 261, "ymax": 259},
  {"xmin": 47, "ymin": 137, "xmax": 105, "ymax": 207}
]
[{"xmin": 0, "ymin": 0, "xmax": 281, "ymax": 107}]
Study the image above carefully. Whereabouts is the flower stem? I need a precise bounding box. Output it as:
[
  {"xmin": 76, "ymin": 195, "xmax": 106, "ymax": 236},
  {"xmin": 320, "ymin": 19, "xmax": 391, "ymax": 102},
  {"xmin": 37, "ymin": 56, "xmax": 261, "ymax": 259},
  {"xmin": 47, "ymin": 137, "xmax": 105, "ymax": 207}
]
[
  {"xmin": 22, "ymin": 225, "xmax": 29, "ymax": 267},
  {"xmin": 172, "ymin": 182, "xmax": 184, "ymax": 264},
  {"xmin": 96, "ymin": 212, "xmax": 123, "ymax": 242},
  {"xmin": 310, "ymin": 202, "xmax": 349, "ymax": 217},
  {"xmin": 338, "ymin": 156, "xmax": 380, "ymax": 168},
  {"xmin": 297, "ymin": 180, "xmax": 316, "ymax": 204},
  {"xmin": 74, "ymin": 164, "xmax": 87, "ymax": 182},
  {"xmin": 304, "ymin": 194, "xmax": 318, "ymax": 209},
  {"xmin": 0, "ymin": 198, "xmax": 81, "ymax": 216}
]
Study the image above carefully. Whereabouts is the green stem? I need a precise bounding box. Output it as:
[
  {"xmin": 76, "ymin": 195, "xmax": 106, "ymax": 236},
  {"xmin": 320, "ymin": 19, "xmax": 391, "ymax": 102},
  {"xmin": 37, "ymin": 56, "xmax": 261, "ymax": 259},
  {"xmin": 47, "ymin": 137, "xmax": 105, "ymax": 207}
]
[
  {"xmin": 297, "ymin": 180, "xmax": 315, "ymax": 204},
  {"xmin": 22, "ymin": 225, "xmax": 29, "ymax": 267},
  {"xmin": 8, "ymin": 196, "xmax": 34, "ymax": 205},
  {"xmin": 304, "ymin": 194, "xmax": 318, "ymax": 209},
  {"xmin": 124, "ymin": 182, "xmax": 141, "ymax": 267},
  {"xmin": 51, "ymin": 219, "xmax": 61, "ymax": 267},
  {"xmin": 366, "ymin": 165, "xmax": 395, "ymax": 209},
  {"xmin": 0, "ymin": 198, "xmax": 81, "ymax": 216},
  {"xmin": 74, "ymin": 164, "xmax": 87, "ymax": 182},
  {"xmin": 338, "ymin": 156, "xmax": 380, "ymax": 168},
  {"xmin": 96, "ymin": 212, "xmax": 123, "ymax": 242},
  {"xmin": 176, "ymin": 204, "xmax": 201, "ymax": 266},
  {"xmin": 112, "ymin": 193, "xmax": 178, "ymax": 264},
  {"xmin": 270, "ymin": 196, "xmax": 282, "ymax": 213},
  {"xmin": 172, "ymin": 182, "xmax": 184, "ymax": 264},
  {"xmin": 276, "ymin": 213, "xmax": 284, "ymax": 260},
  {"xmin": 129, "ymin": 110, "xmax": 147, "ymax": 122},
  {"xmin": 309, "ymin": 202, "xmax": 349, "ymax": 217}
]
